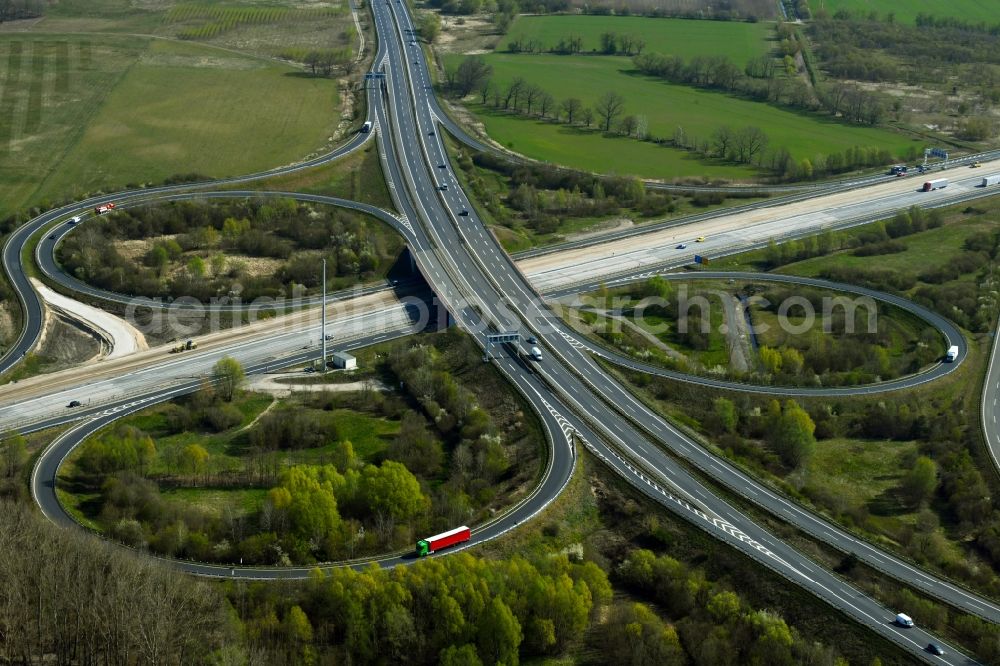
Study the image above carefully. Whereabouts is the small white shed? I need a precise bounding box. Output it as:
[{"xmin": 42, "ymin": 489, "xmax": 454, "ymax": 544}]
[{"xmin": 331, "ymin": 351, "xmax": 357, "ymax": 370}]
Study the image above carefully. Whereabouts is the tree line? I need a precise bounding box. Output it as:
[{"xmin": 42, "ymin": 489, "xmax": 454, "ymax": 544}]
[
  {"xmin": 451, "ymin": 53, "xmax": 915, "ymax": 181},
  {"xmin": 0, "ymin": 0, "xmax": 43, "ymax": 22}
]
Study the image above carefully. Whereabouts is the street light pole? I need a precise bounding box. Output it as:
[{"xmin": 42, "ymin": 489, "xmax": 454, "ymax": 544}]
[{"xmin": 321, "ymin": 258, "xmax": 327, "ymax": 372}]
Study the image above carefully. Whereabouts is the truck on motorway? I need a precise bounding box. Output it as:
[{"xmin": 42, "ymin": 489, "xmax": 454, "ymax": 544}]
[
  {"xmin": 922, "ymin": 178, "xmax": 948, "ymax": 192},
  {"xmin": 416, "ymin": 525, "xmax": 471, "ymax": 556},
  {"xmin": 982, "ymin": 174, "xmax": 1000, "ymax": 187},
  {"xmin": 361, "ymin": 121, "xmax": 373, "ymax": 133},
  {"xmin": 946, "ymin": 345, "xmax": 959, "ymax": 362},
  {"xmin": 529, "ymin": 346, "xmax": 543, "ymax": 361},
  {"xmin": 94, "ymin": 202, "xmax": 116, "ymax": 214}
]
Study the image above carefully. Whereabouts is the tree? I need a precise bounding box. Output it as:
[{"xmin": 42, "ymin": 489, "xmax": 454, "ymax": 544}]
[
  {"xmin": 901, "ymin": 456, "xmax": 938, "ymax": 507},
  {"xmin": 418, "ymin": 12, "xmax": 441, "ymax": 44},
  {"xmin": 619, "ymin": 114, "xmax": 639, "ymax": 137},
  {"xmin": 180, "ymin": 444, "xmax": 209, "ymax": 478},
  {"xmin": 477, "ymin": 596, "xmax": 522, "ymax": 666},
  {"xmin": 560, "ymin": 97, "xmax": 582, "ymax": 124},
  {"xmin": 734, "ymin": 126, "xmax": 769, "ymax": 164},
  {"xmin": 522, "ymin": 84, "xmax": 541, "ymax": 115},
  {"xmin": 769, "ymin": 400, "xmax": 816, "ymax": 469},
  {"xmin": 713, "ymin": 126, "xmax": 734, "ymax": 159},
  {"xmin": 441, "ymin": 644, "xmax": 483, "ymax": 666},
  {"xmin": 581, "ymin": 107, "xmax": 594, "ymax": 127},
  {"xmin": 503, "ymin": 76, "xmax": 526, "ymax": 110},
  {"xmin": 595, "ymin": 91, "xmax": 625, "ymax": 132},
  {"xmin": 538, "ymin": 92, "xmax": 555, "ymax": 119},
  {"xmin": 454, "ymin": 55, "xmax": 492, "ymax": 98},
  {"xmin": 361, "ymin": 461, "xmax": 429, "ymax": 522},
  {"xmin": 0, "ymin": 433, "xmax": 27, "ymax": 478},
  {"xmin": 713, "ymin": 398, "xmax": 738, "ymax": 434},
  {"xmin": 212, "ymin": 356, "xmax": 245, "ymax": 402}
]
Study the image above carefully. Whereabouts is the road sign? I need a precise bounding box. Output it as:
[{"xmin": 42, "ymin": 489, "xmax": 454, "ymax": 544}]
[
  {"xmin": 487, "ymin": 333, "xmax": 520, "ymax": 344},
  {"xmin": 694, "ymin": 255, "xmax": 709, "ymax": 265}
]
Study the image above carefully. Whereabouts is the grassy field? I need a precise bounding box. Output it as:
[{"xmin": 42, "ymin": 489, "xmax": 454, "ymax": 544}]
[
  {"xmin": 0, "ymin": 0, "xmax": 357, "ymax": 218},
  {"xmin": 27, "ymin": 38, "xmax": 338, "ymax": 207},
  {"xmin": 0, "ymin": 35, "xmax": 145, "ymax": 215},
  {"xmin": 502, "ymin": 15, "xmax": 772, "ymax": 62},
  {"xmin": 773, "ymin": 217, "xmax": 996, "ymax": 280},
  {"xmin": 448, "ymin": 52, "xmax": 919, "ymax": 181},
  {"xmin": 814, "ymin": 0, "xmax": 1000, "ymax": 24}
]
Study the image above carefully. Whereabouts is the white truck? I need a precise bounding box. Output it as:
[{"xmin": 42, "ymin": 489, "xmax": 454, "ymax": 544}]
[
  {"xmin": 946, "ymin": 345, "xmax": 959, "ymax": 362},
  {"xmin": 529, "ymin": 346, "xmax": 543, "ymax": 361},
  {"xmin": 895, "ymin": 613, "xmax": 914, "ymax": 627},
  {"xmin": 361, "ymin": 121, "xmax": 373, "ymax": 134},
  {"xmin": 922, "ymin": 178, "xmax": 948, "ymax": 192},
  {"xmin": 982, "ymin": 174, "xmax": 1000, "ymax": 187}
]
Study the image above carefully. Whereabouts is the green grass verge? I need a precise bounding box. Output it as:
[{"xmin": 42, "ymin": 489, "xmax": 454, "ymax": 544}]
[{"xmin": 446, "ymin": 52, "xmax": 918, "ymax": 181}]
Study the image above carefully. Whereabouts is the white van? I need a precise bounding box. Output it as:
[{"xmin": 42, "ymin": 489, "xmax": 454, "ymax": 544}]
[
  {"xmin": 529, "ymin": 346, "xmax": 543, "ymax": 361},
  {"xmin": 361, "ymin": 121, "xmax": 373, "ymax": 134},
  {"xmin": 895, "ymin": 613, "xmax": 914, "ymax": 628},
  {"xmin": 945, "ymin": 345, "xmax": 959, "ymax": 362}
]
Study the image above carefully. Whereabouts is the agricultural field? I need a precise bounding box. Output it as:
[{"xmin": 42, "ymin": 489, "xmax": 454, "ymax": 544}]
[
  {"xmin": 501, "ymin": 14, "xmax": 771, "ymax": 62},
  {"xmin": 0, "ymin": 35, "xmax": 339, "ymax": 216},
  {"xmin": 0, "ymin": 0, "xmax": 360, "ymax": 218},
  {"xmin": 447, "ymin": 51, "xmax": 918, "ymax": 181},
  {"xmin": 813, "ymin": 0, "xmax": 1000, "ymax": 24},
  {"xmin": 32, "ymin": 39, "xmax": 339, "ymax": 205}
]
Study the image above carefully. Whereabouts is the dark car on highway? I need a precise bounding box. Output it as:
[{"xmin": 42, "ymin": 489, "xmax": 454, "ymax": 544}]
[{"xmin": 67, "ymin": 400, "xmax": 81, "ymax": 408}]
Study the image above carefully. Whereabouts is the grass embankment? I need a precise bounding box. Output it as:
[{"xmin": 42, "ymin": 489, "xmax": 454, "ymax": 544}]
[{"xmin": 237, "ymin": 143, "xmax": 395, "ymax": 212}]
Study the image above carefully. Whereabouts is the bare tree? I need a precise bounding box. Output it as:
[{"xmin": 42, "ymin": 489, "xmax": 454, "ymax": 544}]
[
  {"xmin": 503, "ymin": 76, "xmax": 526, "ymax": 110},
  {"xmin": 582, "ymin": 107, "xmax": 595, "ymax": 127},
  {"xmin": 561, "ymin": 97, "xmax": 582, "ymax": 124},
  {"xmin": 619, "ymin": 114, "xmax": 639, "ymax": 137},
  {"xmin": 713, "ymin": 125, "xmax": 734, "ymax": 159},
  {"xmin": 734, "ymin": 126, "xmax": 769, "ymax": 164},
  {"xmin": 454, "ymin": 55, "xmax": 493, "ymax": 98},
  {"xmin": 538, "ymin": 92, "xmax": 556, "ymax": 119},
  {"xmin": 523, "ymin": 84, "xmax": 541, "ymax": 115},
  {"xmin": 595, "ymin": 91, "xmax": 625, "ymax": 132}
]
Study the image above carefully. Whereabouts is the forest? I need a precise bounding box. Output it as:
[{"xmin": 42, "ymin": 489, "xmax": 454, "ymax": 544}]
[{"xmin": 56, "ymin": 198, "xmax": 403, "ymax": 302}]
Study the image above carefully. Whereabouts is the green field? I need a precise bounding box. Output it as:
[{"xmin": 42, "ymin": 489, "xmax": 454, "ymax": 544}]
[
  {"xmin": 503, "ymin": 15, "xmax": 772, "ymax": 62},
  {"xmin": 23, "ymin": 38, "xmax": 337, "ymax": 208},
  {"xmin": 815, "ymin": 0, "xmax": 1000, "ymax": 24},
  {"xmin": 451, "ymin": 52, "xmax": 919, "ymax": 180},
  {"xmin": 0, "ymin": 21, "xmax": 342, "ymax": 217}
]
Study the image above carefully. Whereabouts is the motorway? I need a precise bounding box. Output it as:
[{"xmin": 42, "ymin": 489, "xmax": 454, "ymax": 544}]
[{"xmin": 0, "ymin": 1, "xmax": 995, "ymax": 662}]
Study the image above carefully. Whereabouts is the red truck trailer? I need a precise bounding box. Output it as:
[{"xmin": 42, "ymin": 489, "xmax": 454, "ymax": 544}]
[
  {"xmin": 94, "ymin": 202, "xmax": 116, "ymax": 214},
  {"xmin": 416, "ymin": 525, "xmax": 471, "ymax": 556}
]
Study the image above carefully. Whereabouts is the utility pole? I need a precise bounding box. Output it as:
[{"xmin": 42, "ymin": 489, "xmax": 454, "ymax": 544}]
[{"xmin": 321, "ymin": 258, "xmax": 327, "ymax": 373}]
